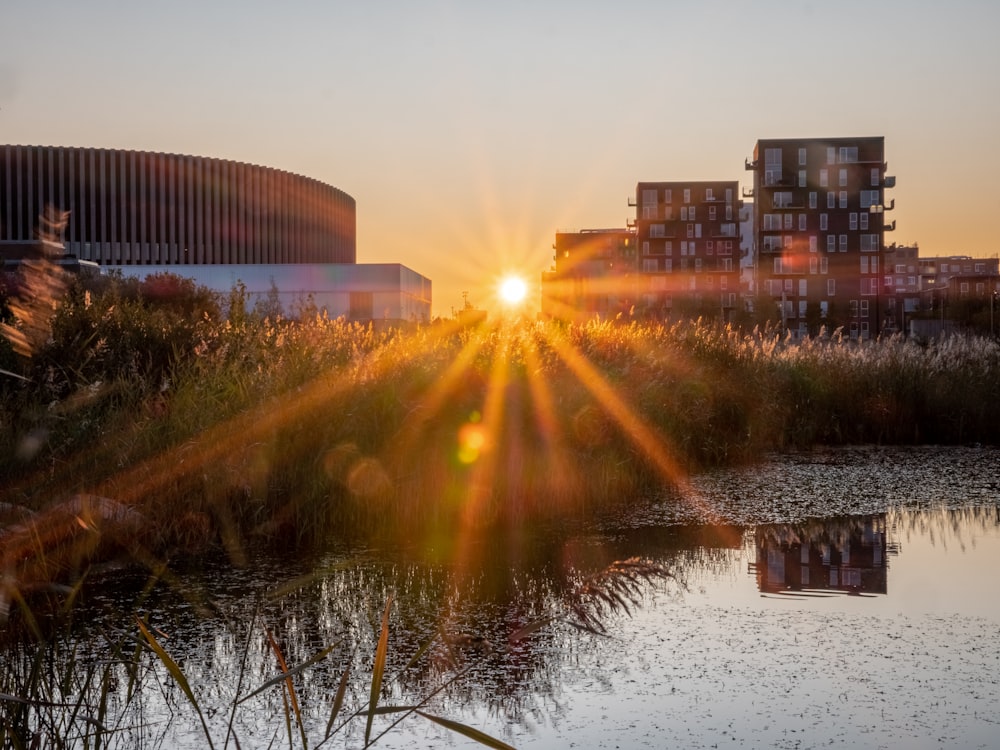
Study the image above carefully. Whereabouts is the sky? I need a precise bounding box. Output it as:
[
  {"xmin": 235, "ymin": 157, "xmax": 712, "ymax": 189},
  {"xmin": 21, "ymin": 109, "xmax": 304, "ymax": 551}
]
[{"xmin": 2, "ymin": 0, "xmax": 999, "ymax": 316}]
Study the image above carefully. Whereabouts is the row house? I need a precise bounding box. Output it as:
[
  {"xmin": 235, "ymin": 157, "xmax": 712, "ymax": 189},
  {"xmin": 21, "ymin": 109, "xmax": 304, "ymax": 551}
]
[
  {"xmin": 748, "ymin": 137, "xmax": 894, "ymax": 339},
  {"xmin": 630, "ymin": 180, "xmax": 741, "ymax": 320}
]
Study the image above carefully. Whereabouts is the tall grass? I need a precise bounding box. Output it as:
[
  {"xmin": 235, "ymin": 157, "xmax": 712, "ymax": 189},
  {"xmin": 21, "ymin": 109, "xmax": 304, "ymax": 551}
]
[{"xmin": 2, "ymin": 274, "xmax": 999, "ymax": 563}]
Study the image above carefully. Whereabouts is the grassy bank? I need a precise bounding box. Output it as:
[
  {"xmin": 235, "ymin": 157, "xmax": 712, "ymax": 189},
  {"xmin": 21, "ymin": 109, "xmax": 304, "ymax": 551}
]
[{"xmin": 2, "ymin": 273, "xmax": 1000, "ymax": 559}]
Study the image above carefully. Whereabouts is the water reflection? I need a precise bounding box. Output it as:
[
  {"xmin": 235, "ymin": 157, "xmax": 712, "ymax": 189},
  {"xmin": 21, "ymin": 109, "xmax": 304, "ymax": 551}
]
[
  {"xmin": 3, "ymin": 469, "xmax": 999, "ymax": 747},
  {"xmin": 750, "ymin": 515, "xmax": 892, "ymax": 597}
]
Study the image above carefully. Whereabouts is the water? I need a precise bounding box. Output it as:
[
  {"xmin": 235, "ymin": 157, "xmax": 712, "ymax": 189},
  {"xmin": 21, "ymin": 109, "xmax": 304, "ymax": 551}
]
[{"xmin": 5, "ymin": 446, "xmax": 1000, "ymax": 748}]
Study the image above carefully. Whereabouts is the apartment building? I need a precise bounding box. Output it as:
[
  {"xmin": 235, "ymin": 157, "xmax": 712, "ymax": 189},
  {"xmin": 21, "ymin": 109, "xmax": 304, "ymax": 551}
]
[
  {"xmin": 631, "ymin": 181, "xmax": 741, "ymax": 320},
  {"xmin": 747, "ymin": 137, "xmax": 894, "ymax": 339},
  {"xmin": 540, "ymin": 229, "xmax": 636, "ymax": 322}
]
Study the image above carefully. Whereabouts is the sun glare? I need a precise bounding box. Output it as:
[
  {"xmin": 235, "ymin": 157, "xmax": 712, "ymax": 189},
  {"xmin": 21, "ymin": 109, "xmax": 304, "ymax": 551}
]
[{"xmin": 499, "ymin": 276, "xmax": 528, "ymax": 305}]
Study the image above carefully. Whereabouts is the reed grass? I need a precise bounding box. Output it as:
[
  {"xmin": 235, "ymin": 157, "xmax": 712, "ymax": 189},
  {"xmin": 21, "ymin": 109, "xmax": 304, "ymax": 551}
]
[{"xmin": 2, "ymin": 274, "xmax": 1000, "ymax": 565}]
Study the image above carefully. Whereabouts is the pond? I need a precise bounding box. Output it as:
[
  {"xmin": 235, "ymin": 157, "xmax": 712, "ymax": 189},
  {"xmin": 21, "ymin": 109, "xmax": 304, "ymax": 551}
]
[{"xmin": 4, "ymin": 446, "xmax": 999, "ymax": 749}]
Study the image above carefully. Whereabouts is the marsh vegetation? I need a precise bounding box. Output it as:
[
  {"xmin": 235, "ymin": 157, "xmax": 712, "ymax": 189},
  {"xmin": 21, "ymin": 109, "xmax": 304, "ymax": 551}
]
[{"xmin": 2, "ymin": 270, "xmax": 999, "ymax": 747}]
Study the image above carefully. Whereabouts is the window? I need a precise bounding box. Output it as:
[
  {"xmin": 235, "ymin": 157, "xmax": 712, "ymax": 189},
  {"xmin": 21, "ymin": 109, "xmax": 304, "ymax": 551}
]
[
  {"xmin": 850, "ymin": 300, "xmax": 859, "ymax": 317},
  {"xmin": 839, "ymin": 146, "xmax": 858, "ymax": 163},
  {"xmin": 664, "ymin": 188, "xmax": 672, "ymax": 203},
  {"xmin": 725, "ymin": 204, "xmax": 733, "ymax": 220},
  {"xmin": 839, "ymin": 191, "xmax": 848, "ymax": 208},
  {"xmin": 643, "ymin": 259, "xmax": 657, "ymax": 272},
  {"xmin": 941, "ymin": 263, "xmax": 949, "ymax": 272},
  {"xmin": 861, "ymin": 234, "xmax": 879, "ymax": 252},
  {"xmin": 798, "ymin": 170, "xmax": 806, "ymax": 187},
  {"xmin": 827, "ymin": 146, "xmax": 836, "ymax": 164},
  {"xmin": 820, "ymin": 257, "xmax": 829, "ymax": 274},
  {"xmin": 894, "ymin": 264, "xmax": 906, "ymax": 273},
  {"xmin": 765, "ymin": 148, "xmax": 782, "ymax": 186},
  {"xmin": 977, "ymin": 282, "xmax": 985, "ymax": 294},
  {"xmin": 722, "ymin": 258, "xmax": 733, "ymax": 272},
  {"xmin": 827, "ymin": 192, "xmax": 835, "ymax": 208},
  {"xmin": 695, "ymin": 258, "xmax": 702, "ymax": 272},
  {"xmin": 709, "ymin": 205, "xmax": 717, "ymax": 220},
  {"xmin": 784, "ymin": 214, "xmax": 793, "ymax": 230},
  {"xmin": 764, "ymin": 214, "xmax": 783, "ymax": 230},
  {"xmin": 839, "ymin": 234, "xmax": 848, "ymax": 252},
  {"xmin": 860, "ymin": 189, "xmax": 880, "ymax": 208},
  {"xmin": 642, "ymin": 241, "xmax": 650, "ymax": 255},
  {"xmin": 799, "ymin": 280, "xmax": 807, "ymax": 296},
  {"xmin": 774, "ymin": 191, "xmax": 794, "ymax": 208},
  {"xmin": 680, "ymin": 241, "xmax": 689, "ymax": 255},
  {"xmin": 810, "ymin": 257, "xmax": 818, "ymax": 273},
  {"xmin": 820, "ymin": 214, "xmax": 828, "ymax": 231},
  {"xmin": 860, "ymin": 213, "xmax": 868, "ymax": 230},
  {"xmin": 680, "ymin": 206, "xmax": 688, "ymax": 221},
  {"xmin": 664, "ymin": 258, "xmax": 672, "ymax": 272},
  {"xmin": 839, "ymin": 169, "xmax": 848, "ymax": 187},
  {"xmin": 798, "ymin": 148, "xmax": 807, "ymax": 166},
  {"xmin": 849, "ymin": 213, "xmax": 858, "ymax": 230},
  {"xmin": 705, "ymin": 187, "xmax": 714, "ymax": 201},
  {"xmin": 860, "ymin": 300, "xmax": 869, "ymax": 316},
  {"xmin": 784, "ymin": 235, "xmax": 793, "ymax": 248},
  {"xmin": 642, "ymin": 206, "xmax": 657, "ymax": 219},
  {"xmin": 763, "ymin": 236, "xmax": 783, "ymax": 251},
  {"xmin": 870, "ymin": 257, "xmax": 878, "ymax": 273},
  {"xmin": 689, "ymin": 206, "xmax": 696, "ymax": 220},
  {"xmin": 726, "ymin": 188, "xmax": 733, "ymax": 202},
  {"xmin": 809, "ymin": 235, "xmax": 818, "ymax": 252},
  {"xmin": 784, "ymin": 279, "xmax": 793, "ymax": 293},
  {"xmin": 773, "ymin": 257, "xmax": 784, "ymax": 274},
  {"xmin": 960, "ymin": 282, "xmax": 970, "ymax": 293},
  {"xmin": 861, "ymin": 256, "xmax": 869, "ymax": 274},
  {"xmin": 664, "ymin": 206, "xmax": 673, "ymax": 220},
  {"xmin": 809, "ymin": 192, "xmax": 817, "ymax": 209},
  {"xmin": 820, "ymin": 169, "xmax": 828, "ymax": 187},
  {"xmin": 695, "ymin": 224, "xmax": 702, "ymax": 238},
  {"xmin": 798, "ymin": 214, "xmax": 807, "ymax": 231},
  {"xmin": 683, "ymin": 188, "xmax": 691, "ymax": 203},
  {"xmin": 650, "ymin": 224, "xmax": 665, "ymax": 238},
  {"xmin": 827, "ymin": 235, "xmax": 836, "ymax": 252},
  {"xmin": 975, "ymin": 262, "xmax": 985, "ymax": 272},
  {"xmin": 665, "ymin": 241, "xmax": 673, "ymax": 255},
  {"xmin": 871, "ymin": 168, "xmax": 880, "ymax": 186}
]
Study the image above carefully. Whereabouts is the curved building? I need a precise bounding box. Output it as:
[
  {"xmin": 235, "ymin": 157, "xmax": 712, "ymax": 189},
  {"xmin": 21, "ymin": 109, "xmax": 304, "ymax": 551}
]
[{"xmin": 0, "ymin": 145, "xmax": 356, "ymax": 265}]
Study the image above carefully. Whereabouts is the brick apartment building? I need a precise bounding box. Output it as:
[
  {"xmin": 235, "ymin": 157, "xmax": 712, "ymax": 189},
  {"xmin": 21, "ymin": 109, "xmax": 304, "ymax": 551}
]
[
  {"xmin": 747, "ymin": 137, "xmax": 895, "ymax": 339},
  {"xmin": 630, "ymin": 180, "xmax": 741, "ymax": 320},
  {"xmin": 540, "ymin": 229, "xmax": 636, "ymax": 322}
]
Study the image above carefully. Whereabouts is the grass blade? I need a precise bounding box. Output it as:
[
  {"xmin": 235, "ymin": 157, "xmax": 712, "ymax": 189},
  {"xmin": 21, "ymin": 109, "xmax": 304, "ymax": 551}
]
[
  {"xmin": 265, "ymin": 629, "xmax": 308, "ymax": 749},
  {"xmin": 415, "ymin": 710, "xmax": 517, "ymax": 750},
  {"xmin": 136, "ymin": 616, "xmax": 215, "ymax": 750},
  {"xmin": 364, "ymin": 596, "xmax": 393, "ymax": 747},
  {"xmin": 324, "ymin": 647, "xmax": 354, "ymax": 740}
]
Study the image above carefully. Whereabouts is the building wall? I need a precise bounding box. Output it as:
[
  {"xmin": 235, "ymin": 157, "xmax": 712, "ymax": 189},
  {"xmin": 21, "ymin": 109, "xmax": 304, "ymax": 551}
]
[
  {"xmin": 633, "ymin": 181, "xmax": 740, "ymax": 319},
  {"xmin": 541, "ymin": 229, "xmax": 636, "ymax": 322},
  {"xmin": 749, "ymin": 137, "xmax": 893, "ymax": 339},
  {"xmin": 0, "ymin": 145, "xmax": 356, "ymax": 266},
  {"xmin": 108, "ymin": 263, "xmax": 431, "ymax": 324}
]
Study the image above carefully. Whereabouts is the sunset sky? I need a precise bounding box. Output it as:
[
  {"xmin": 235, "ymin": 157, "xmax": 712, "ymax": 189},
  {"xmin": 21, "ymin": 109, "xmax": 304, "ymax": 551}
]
[{"xmin": 2, "ymin": 0, "xmax": 998, "ymax": 316}]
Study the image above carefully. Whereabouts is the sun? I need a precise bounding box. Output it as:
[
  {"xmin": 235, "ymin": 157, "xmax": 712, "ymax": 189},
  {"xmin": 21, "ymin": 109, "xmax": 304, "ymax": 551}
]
[{"xmin": 498, "ymin": 275, "xmax": 528, "ymax": 305}]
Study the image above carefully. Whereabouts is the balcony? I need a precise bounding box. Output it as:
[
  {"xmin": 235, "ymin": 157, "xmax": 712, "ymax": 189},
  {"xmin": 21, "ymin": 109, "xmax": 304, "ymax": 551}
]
[
  {"xmin": 627, "ymin": 197, "xmax": 637, "ymax": 207},
  {"xmin": 884, "ymin": 175, "xmax": 896, "ymax": 188},
  {"xmin": 745, "ymin": 158, "xmax": 757, "ymax": 170},
  {"xmin": 742, "ymin": 187, "xmax": 754, "ymax": 198}
]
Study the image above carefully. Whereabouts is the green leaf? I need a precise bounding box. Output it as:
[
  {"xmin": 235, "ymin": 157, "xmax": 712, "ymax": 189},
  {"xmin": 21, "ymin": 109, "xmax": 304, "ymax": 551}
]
[
  {"xmin": 365, "ymin": 596, "xmax": 393, "ymax": 746},
  {"xmin": 415, "ymin": 710, "xmax": 517, "ymax": 750},
  {"xmin": 136, "ymin": 616, "xmax": 215, "ymax": 750}
]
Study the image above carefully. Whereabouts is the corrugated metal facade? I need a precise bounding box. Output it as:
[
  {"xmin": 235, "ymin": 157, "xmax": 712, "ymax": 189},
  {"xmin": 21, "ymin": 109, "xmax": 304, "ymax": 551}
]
[{"xmin": 0, "ymin": 145, "xmax": 356, "ymax": 265}]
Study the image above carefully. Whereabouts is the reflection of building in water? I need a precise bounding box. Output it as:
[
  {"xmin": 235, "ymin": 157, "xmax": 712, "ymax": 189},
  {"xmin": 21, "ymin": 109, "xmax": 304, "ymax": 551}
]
[{"xmin": 749, "ymin": 515, "xmax": 890, "ymax": 596}]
